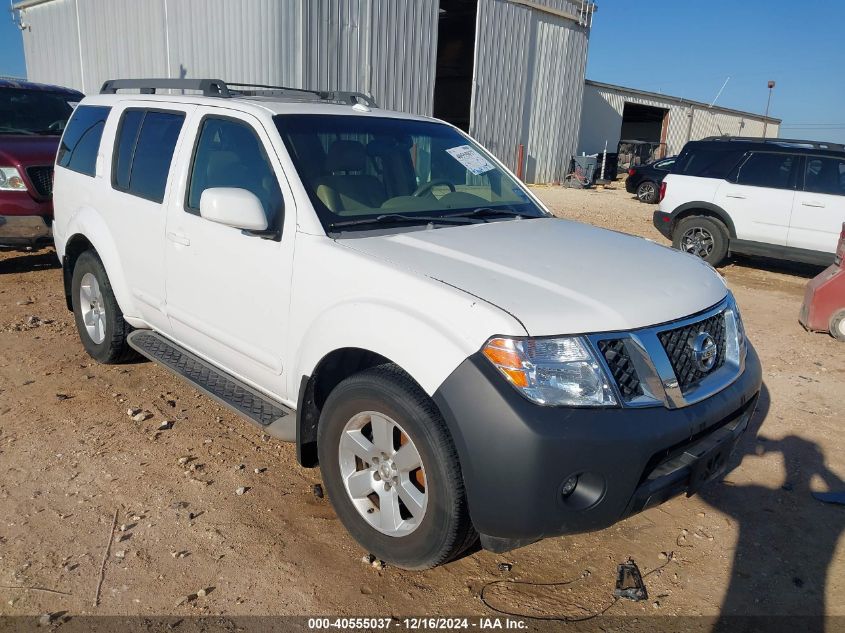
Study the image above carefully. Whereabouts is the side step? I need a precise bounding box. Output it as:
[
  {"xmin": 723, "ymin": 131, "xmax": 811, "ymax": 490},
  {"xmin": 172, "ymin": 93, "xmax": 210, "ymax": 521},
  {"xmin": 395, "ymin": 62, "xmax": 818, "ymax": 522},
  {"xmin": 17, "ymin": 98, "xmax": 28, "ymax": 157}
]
[{"xmin": 127, "ymin": 330, "xmax": 295, "ymax": 441}]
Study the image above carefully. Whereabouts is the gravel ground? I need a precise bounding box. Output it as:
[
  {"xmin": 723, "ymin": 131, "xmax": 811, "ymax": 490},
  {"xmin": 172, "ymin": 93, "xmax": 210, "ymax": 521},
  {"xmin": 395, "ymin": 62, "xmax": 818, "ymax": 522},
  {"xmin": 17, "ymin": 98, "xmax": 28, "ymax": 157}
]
[{"xmin": 0, "ymin": 185, "xmax": 842, "ymax": 625}]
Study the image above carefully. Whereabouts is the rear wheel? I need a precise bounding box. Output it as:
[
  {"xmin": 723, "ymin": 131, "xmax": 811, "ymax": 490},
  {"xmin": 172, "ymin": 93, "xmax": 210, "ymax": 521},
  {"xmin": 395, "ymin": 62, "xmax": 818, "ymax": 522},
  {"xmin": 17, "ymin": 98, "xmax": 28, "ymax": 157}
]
[
  {"xmin": 71, "ymin": 251, "xmax": 135, "ymax": 363},
  {"xmin": 636, "ymin": 180, "xmax": 658, "ymax": 203},
  {"xmin": 673, "ymin": 216, "xmax": 730, "ymax": 266},
  {"xmin": 317, "ymin": 364, "xmax": 475, "ymax": 569},
  {"xmin": 830, "ymin": 310, "xmax": 845, "ymax": 342}
]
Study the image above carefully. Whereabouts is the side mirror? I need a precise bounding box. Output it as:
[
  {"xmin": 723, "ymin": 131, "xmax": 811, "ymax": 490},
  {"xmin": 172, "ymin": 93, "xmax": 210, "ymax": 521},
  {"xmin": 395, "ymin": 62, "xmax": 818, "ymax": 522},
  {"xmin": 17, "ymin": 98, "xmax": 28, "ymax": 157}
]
[{"xmin": 199, "ymin": 188, "xmax": 268, "ymax": 232}]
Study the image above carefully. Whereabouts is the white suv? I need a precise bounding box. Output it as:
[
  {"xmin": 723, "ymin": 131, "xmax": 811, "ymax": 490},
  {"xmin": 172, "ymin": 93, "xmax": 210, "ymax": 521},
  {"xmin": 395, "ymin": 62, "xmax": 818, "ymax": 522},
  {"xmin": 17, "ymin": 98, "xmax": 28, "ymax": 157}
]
[
  {"xmin": 53, "ymin": 79, "xmax": 762, "ymax": 569},
  {"xmin": 655, "ymin": 137, "xmax": 845, "ymax": 266}
]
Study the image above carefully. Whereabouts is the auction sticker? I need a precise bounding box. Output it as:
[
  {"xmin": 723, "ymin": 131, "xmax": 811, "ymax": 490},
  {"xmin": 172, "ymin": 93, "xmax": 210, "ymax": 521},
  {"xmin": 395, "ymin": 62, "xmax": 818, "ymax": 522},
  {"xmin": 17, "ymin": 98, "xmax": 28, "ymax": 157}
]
[{"xmin": 446, "ymin": 145, "xmax": 495, "ymax": 175}]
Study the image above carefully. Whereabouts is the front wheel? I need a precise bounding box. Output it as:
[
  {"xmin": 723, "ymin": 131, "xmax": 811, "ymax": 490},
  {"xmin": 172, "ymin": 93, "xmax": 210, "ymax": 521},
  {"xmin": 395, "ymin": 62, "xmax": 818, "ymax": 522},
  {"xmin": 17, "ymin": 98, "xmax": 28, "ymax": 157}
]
[
  {"xmin": 317, "ymin": 364, "xmax": 475, "ymax": 569},
  {"xmin": 673, "ymin": 216, "xmax": 730, "ymax": 266}
]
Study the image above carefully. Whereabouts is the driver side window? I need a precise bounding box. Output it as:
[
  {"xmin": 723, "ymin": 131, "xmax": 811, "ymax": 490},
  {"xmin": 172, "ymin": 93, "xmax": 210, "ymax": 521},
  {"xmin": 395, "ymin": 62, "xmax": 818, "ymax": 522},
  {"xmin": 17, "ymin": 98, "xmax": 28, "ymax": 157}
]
[{"xmin": 186, "ymin": 117, "xmax": 283, "ymax": 228}]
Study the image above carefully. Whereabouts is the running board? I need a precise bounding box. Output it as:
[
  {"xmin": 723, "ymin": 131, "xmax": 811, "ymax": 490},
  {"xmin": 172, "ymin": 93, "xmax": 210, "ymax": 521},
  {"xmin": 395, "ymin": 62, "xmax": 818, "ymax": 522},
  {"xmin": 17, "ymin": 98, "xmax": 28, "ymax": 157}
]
[{"xmin": 127, "ymin": 330, "xmax": 295, "ymax": 441}]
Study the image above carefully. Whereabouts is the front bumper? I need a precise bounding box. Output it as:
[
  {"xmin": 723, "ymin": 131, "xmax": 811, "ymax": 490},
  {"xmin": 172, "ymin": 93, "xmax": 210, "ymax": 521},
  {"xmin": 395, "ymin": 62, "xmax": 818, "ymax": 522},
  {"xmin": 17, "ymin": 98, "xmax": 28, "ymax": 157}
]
[
  {"xmin": 432, "ymin": 344, "xmax": 762, "ymax": 549},
  {"xmin": 0, "ymin": 214, "xmax": 52, "ymax": 247},
  {"xmin": 653, "ymin": 210, "xmax": 673, "ymax": 239}
]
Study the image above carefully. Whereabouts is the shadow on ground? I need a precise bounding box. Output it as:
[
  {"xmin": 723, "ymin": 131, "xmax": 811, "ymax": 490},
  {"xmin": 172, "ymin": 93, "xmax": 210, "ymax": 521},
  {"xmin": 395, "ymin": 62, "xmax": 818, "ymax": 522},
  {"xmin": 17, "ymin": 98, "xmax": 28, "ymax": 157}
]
[
  {"xmin": 0, "ymin": 248, "xmax": 60, "ymax": 275},
  {"xmin": 701, "ymin": 384, "xmax": 843, "ymax": 632}
]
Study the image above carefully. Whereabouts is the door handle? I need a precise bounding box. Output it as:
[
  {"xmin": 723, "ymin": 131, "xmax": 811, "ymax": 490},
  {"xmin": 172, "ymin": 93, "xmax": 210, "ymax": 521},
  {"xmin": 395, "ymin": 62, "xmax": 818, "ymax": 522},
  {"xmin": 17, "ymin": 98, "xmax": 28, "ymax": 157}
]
[
  {"xmin": 801, "ymin": 201, "xmax": 825, "ymax": 208},
  {"xmin": 167, "ymin": 231, "xmax": 191, "ymax": 246},
  {"xmin": 725, "ymin": 193, "xmax": 746, "ymax": 199}
]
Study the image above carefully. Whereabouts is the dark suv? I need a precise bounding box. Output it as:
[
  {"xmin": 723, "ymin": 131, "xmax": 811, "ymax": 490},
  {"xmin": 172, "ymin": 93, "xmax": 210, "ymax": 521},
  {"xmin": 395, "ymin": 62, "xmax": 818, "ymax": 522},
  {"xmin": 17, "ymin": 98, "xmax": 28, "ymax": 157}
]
[{"xmin": 0, "ymin": 79, "xmax": 84, "ymax": 249}]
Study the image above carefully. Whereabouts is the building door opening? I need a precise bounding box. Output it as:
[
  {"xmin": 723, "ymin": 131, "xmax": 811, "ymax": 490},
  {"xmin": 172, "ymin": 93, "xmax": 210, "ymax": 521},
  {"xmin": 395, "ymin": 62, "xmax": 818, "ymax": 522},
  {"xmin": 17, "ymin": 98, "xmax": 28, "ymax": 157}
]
[
  {"xmin": 433, "ymin": 0, "xmax": 478, "ymax": 131},
  {"xmin": 618, "ymin": 102, "xmax": 669, "ymax": 168}
]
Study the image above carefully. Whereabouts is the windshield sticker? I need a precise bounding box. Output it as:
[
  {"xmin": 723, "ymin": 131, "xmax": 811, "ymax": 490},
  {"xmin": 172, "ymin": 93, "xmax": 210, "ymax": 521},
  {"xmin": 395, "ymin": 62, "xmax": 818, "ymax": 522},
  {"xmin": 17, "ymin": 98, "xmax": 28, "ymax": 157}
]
[{"xmin": 446, "ymin": 145, "xmax": 495, "ymax": 175}]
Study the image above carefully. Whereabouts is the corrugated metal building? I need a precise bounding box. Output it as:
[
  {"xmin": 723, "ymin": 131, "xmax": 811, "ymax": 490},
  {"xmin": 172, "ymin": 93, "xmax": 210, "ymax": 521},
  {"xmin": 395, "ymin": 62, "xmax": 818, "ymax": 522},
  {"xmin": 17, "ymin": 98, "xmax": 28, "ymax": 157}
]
[
  {"xmin": 12, "ymin": 0, "xmax": 596, "ymax": 184},
  {"xmin": 578, "ymin": 79, "xmax": 781, "ymax": 159}
]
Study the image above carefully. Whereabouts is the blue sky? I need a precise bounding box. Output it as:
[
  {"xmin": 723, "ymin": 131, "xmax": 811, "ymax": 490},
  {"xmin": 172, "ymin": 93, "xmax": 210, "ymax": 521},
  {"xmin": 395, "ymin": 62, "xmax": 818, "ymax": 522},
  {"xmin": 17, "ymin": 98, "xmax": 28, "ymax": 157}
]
[{"xmin": 1, "ymin": 0, "xmax": 843, "ymax": 143}]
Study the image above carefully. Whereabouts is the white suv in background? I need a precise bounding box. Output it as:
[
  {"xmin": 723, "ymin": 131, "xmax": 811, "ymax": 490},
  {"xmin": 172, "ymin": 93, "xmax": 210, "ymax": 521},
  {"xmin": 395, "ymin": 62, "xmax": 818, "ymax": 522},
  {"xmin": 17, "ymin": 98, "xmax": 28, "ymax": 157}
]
[
  {"xmin": 655, "ymin": 136, "xmax": 845, "ymax": 266},
  {"xmin": 52, "ymin": 79, "xmax": 762, "ymax": 569}
]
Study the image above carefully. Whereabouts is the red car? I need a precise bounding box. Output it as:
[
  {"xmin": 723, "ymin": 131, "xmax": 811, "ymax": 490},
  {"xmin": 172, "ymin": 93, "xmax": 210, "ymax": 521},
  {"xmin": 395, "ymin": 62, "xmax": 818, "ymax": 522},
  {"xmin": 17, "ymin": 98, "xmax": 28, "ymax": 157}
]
[{"xmin": 0, "ymin": 79, "xmax": 84, "ymax": 249}]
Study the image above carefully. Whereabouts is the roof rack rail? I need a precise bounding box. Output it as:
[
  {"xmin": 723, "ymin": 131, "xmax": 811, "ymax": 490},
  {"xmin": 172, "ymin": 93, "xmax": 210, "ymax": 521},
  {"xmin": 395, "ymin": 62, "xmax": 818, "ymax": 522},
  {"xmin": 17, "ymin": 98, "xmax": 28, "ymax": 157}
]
[
  {"xmin": 700, "ymin": 135, "xmax": 845, "ymax": 151},
  {"xmin": 225, "ymin": 82, "xmax": 378, "ymax": 107},
  {"xmin": 100, "ymin": 78, "xmax": 230, "ymax": 97},
  {"xmin": 99, "ymin": 78, "xmax": 378, "ymax": 107}
]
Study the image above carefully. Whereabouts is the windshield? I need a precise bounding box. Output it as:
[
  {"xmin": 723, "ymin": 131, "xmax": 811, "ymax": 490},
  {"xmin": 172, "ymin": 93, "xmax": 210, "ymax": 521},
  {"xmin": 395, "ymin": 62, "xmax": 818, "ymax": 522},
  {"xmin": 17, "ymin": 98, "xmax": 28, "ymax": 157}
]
[
  {"xmin": 0, "ymin": 88, "xmax": 79, "ymax": 136},
  {"xmin": 273, "ymin": 114, "xmax": 547, "ymax": 230}
]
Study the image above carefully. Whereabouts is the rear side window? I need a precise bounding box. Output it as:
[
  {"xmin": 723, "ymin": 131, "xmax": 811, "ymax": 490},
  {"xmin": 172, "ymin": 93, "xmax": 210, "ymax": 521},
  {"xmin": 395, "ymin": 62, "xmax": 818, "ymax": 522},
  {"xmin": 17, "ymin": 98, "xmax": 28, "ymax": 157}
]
[
  {"xmin": 57, "ymin": 105, "xmax": 110, "ymax": 176},
  {"xmin": 675, "ymin": 148, "xmax": 743, "ymax": 179},
  {"xmin": 112, "ymin": 109, "xmax": 185, "ymax": 203},
  {"xmin": 804, "ymin": 156, "xmax": 845, "ymax": 196},
  {"xmin": 733, "ymin": 152, "xmax": 797, "ymax": 190},
  {"xmin": 186, "ymin": 117, "xmax": 282, "ymax": 227}
]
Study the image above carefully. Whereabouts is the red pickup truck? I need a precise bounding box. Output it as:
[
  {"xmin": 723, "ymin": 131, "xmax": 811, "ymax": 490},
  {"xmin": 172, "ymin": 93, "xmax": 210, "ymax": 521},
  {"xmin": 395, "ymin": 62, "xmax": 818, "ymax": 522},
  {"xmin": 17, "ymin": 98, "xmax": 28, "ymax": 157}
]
[{"xmin": 0, "ymin": 79, "xmax": 83, "ymax": 249}]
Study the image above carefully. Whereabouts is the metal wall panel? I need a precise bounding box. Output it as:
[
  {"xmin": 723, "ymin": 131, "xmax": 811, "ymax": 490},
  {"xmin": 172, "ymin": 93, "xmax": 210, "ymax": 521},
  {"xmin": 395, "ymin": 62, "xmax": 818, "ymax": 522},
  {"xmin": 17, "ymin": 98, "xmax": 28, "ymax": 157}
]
[
  {"xmin": 470, "ymin": 0, "xmax": 590, "ymax": 183},
  {"xmin": 19, "ymin": 0, "xmax": 84, "ymax": 90},
  {"xmin": 76, "ymin": 0, "xmax": 167, "ymax": 94},
  {"xmin": 17, "ymin": 0, "xmax": 436, "ymax": 115}
]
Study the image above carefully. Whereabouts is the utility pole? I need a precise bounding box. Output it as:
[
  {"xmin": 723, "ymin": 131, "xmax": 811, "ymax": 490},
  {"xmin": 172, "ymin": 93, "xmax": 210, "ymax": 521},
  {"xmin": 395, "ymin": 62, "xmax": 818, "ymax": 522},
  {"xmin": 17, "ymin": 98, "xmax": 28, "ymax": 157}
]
[{"xmin": 763, "ymin": 80, "xmax": 775, "ymax": 138}]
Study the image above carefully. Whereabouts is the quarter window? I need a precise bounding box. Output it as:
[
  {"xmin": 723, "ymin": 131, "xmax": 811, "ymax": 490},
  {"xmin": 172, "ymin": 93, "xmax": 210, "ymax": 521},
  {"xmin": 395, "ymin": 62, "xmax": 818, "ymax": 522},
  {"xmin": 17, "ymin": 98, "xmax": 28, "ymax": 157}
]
[
  {"xmin": 112, "ymin": 109, "xmax": 185, "ymax": 203},
  {"xmin": 804, "ymin": 156, "xmax": 845, "ymax": 196},
  {"xmin": 733, "ymin": 152, "xmax": 797, "ymax": 189},
  {"xmin": 57, "ymin": 105, "xmax": 110, "ymax": 176},
  {"xmin": 187, "ymin": 117, "xmax": 282, "ymax": 227}
]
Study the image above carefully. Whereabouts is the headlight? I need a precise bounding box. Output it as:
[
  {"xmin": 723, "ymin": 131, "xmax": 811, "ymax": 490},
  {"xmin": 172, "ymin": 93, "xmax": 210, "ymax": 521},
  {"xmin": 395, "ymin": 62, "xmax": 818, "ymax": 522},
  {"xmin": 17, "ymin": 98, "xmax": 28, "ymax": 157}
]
[
  {"xmin": 0, "ymin": 167, "xmax": 28, "ymax": 191},
  {"xmin": 727, "ymin": 292, "xmax": 747, "ymax": 353},
  {"xmin": 482, "ymin": 336, "xmax": 617, "ymax": 407}
]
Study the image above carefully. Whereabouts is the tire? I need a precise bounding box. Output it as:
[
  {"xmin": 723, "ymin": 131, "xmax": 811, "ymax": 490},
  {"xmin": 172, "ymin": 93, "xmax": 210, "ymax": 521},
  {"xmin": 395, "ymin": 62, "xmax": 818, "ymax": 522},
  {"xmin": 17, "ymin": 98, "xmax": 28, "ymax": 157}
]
[
  {"xmin": 830, "ymin": 310, "xmax": 845, "ymax": 342},
  {"xmin": 317, "ymin": 363, "xmax": 475, "ymax": 569},
  {"xmin": 636, "ymin": 180, "xmax": 658, "ymax": 203},
  {"xmin": 673, "ymin": 215, "xmax": 730, "ymax": 266},
  {"xmin": 71, "ymin": 250, "xmax": 136, "ymax": 364}
]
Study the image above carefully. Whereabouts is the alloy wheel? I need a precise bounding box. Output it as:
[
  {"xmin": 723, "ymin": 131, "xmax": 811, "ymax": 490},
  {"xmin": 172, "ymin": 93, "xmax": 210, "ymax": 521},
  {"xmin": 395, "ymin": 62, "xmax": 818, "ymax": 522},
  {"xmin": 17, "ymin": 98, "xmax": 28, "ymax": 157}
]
[
  {"xmin": 681, "ymin": 227, "xmax": 715, "ymax": 259},
  {"xmin": 338, "ymin": 411, "xmax": 428, "ymax": 537},
  {"xmin": 79, "ymin": 272, "xmax": 107, "ymax": 344}
]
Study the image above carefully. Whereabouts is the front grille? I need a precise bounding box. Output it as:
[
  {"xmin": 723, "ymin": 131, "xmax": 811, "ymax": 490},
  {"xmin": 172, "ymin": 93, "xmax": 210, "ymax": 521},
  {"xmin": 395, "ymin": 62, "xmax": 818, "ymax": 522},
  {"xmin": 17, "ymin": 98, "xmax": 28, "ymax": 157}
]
[
  {"xmin": 598, "ymin": 339, "xmax": 643, "ymax": 400},
  {"xmin": 26, "ymin": 165, "xmax": 53, "ymax": 198},
  {"xmin": 658, "ymin": 311, "xmax": 727, "ymax": 392}
]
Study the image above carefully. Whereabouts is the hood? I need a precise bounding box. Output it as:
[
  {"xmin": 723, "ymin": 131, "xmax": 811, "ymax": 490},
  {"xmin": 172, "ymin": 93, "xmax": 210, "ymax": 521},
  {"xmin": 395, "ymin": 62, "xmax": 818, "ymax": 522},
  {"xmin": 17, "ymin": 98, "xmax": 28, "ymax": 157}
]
[
  {"xmin": 0, "ymin": 135, "xmax": 61, "ymax": 166},
  {"xmin": 339, "ymin": 218, "xmax": 727, "ymax": 335}
]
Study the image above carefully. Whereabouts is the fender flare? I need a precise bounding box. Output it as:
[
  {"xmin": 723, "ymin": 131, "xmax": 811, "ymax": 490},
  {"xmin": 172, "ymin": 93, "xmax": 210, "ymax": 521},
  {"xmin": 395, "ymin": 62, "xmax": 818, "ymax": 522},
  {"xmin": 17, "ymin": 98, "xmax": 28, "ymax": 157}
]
[
  {"xmin": 62, "ymin": 208, "xmax": 139, "ymax": 318},
  {"xmin": 669, "ymin": 201, "xmax": 737, "ymax": 238}
]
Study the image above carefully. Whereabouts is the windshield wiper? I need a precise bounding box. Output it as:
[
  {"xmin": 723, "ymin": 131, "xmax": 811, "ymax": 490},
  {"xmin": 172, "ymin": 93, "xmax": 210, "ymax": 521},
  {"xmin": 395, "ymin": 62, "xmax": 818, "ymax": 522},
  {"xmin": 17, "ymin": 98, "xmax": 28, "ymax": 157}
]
[
  {"xmin": 328, "ymin": 213, "xmax": 474, "ymax": 230},
  {"xmin": 449, "ymin": 206, "xmax": 528, "ymax": 220}
]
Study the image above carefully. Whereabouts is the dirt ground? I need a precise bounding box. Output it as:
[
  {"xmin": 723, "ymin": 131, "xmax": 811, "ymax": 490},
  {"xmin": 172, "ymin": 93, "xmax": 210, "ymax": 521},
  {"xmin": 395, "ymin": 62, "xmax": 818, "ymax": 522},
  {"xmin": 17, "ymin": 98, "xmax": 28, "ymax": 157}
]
[{"xmin": 0, "ymin": 185, "xmax": 843, "ymax": 624}]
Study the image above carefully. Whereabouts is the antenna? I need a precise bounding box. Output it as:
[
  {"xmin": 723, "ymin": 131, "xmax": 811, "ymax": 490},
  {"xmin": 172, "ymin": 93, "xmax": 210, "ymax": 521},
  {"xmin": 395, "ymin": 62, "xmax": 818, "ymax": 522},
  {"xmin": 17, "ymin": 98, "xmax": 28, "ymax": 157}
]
[
  {"xmin": 706, "ymin": 76, "xmax": 730, "ymax": 136},
  {"xmin": 709, "ymin": 76, "xmax": 730, "ymax": 108}
]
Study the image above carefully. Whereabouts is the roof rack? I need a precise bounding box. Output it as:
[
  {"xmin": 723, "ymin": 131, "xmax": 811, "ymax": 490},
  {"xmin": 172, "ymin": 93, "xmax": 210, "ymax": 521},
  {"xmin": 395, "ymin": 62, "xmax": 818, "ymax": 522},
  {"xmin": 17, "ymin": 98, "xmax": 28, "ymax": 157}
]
[
  {"xmin": 99, "ymin": 78, "xmax": 378, "ymax": 107},
  {"xmin": 701, "ymin": 136, "xmax": 845, "ymax": 151},
  {"xmin": 100, "ymin": 78, "xmax": 230, "ymax": 97}
]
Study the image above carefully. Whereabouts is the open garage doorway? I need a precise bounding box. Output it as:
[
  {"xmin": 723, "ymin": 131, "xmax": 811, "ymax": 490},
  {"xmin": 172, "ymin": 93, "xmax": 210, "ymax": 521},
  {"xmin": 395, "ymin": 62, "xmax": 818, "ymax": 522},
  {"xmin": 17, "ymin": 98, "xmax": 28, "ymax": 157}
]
[
  {"xmin": 433, "ymin": 0, "xmax": 478, "ymax": 131},
  {"xmin": 618, "ymin": 102, "xmax": 669, "ymax": 170}
]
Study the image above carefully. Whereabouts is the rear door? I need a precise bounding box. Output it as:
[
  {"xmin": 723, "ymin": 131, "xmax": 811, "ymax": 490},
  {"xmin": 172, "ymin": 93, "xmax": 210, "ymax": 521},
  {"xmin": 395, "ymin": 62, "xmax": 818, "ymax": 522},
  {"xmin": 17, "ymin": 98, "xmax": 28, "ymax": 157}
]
[
  {"xmin": 788, "ymin": 155, "xmax": 845, "ymax": 255},
  {"xmin": 163, "ymin": 106, "xmax": 296, "ymax": 399},
  {"xmin": 714, "ymin": 151, "xmax": 799, "ymax": 246},
  {"xmin": 101, "ymin": 102, "xmax": 193, "ymax": 332}
]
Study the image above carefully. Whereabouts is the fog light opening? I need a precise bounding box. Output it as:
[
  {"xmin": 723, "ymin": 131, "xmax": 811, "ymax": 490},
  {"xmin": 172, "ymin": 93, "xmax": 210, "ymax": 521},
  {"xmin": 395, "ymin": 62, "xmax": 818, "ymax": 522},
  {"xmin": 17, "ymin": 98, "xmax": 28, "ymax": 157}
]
[{"xmin": 561, "ymin": 475, "xmax": 579, "ymax": 498}]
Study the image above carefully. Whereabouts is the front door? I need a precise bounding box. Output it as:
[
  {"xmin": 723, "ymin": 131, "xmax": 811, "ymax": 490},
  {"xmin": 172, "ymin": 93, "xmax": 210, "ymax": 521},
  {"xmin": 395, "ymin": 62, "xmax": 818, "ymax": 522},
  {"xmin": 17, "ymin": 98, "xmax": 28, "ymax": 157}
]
[
  {"xmin": 789, "ymin": 155, "xmax": 845, "ymax": 255},
  {"xmin": 714, "ymin": 151, "xmax": 799, "ymax": 246},
  {"xmin": 164, "ymin": 107, "xmax": 295, "ymax": 400}
]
